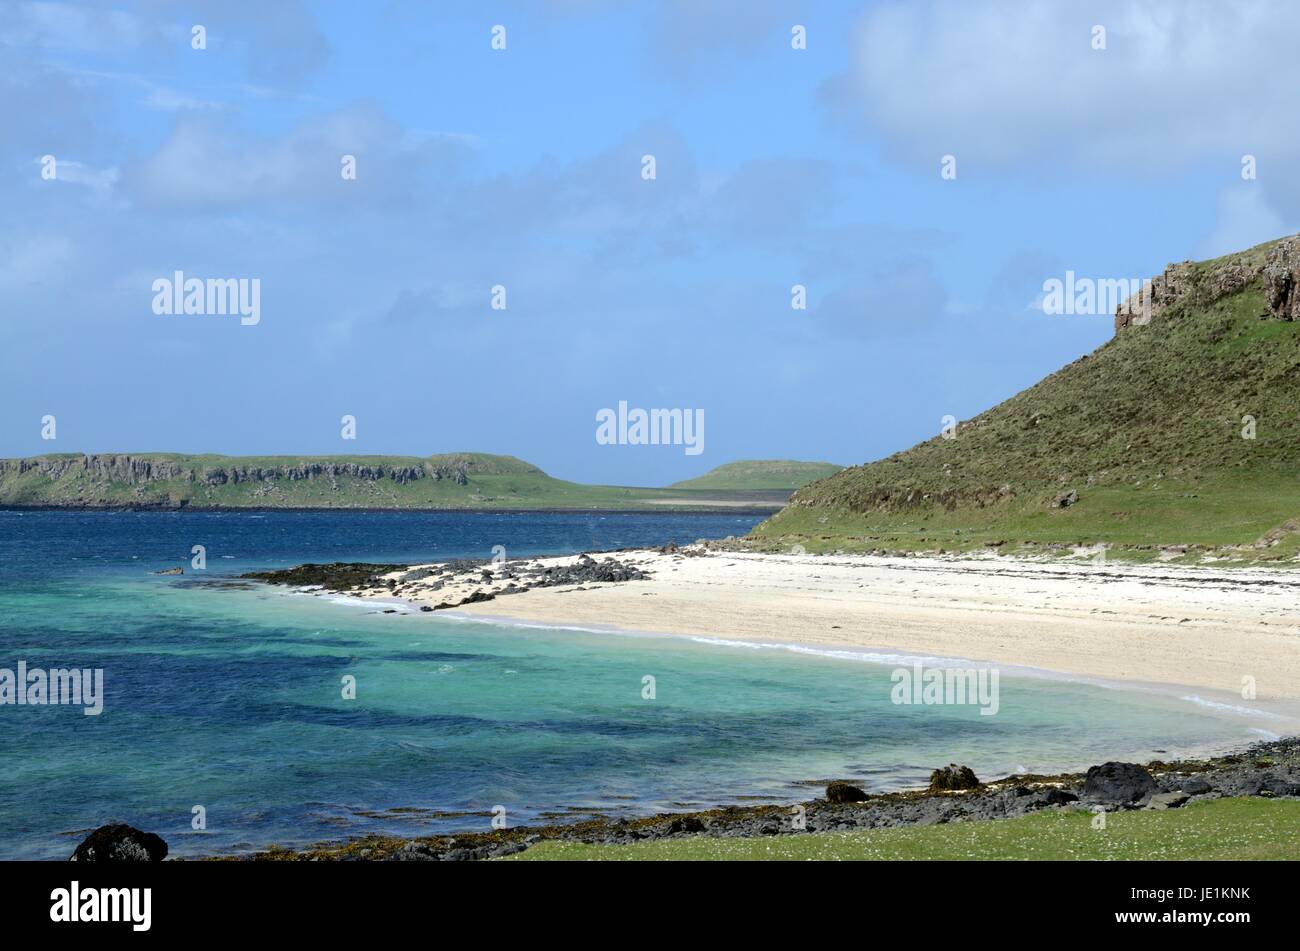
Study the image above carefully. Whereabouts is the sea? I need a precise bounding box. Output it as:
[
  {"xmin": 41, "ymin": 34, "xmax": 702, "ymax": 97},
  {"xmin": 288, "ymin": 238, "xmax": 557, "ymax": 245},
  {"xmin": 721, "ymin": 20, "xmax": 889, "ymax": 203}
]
[{"xmin": 0, "ymin": 509, "xmax": 1283, "ymax": 859}]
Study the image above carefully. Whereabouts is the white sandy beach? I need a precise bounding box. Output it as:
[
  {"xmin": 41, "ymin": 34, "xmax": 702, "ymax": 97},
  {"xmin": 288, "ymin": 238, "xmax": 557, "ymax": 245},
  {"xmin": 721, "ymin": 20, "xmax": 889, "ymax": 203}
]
[{"xmin": 357, "ymin": 548, "xmax": 1300, "ymax": 707}]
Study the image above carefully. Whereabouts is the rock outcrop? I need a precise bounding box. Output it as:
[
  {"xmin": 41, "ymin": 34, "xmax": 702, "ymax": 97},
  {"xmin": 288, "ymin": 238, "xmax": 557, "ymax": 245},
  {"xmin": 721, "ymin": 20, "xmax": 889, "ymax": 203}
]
[
  {"xmin": 1115, "ymin": 234, "xmax": 1300, "ymax": 333},
  {"xmin": 1263, "ymin": 237, "xmax": 1300, "ymax": 320},
  {"xmin": 1081, "ymin": 761, "xmax": 1156, "ymax": 804},
  {"xmin": 70, "ymin": 824, "xmax": 168, "ymax": 862},
  {"xmin": 929, "ymin": 764, "xmax": 980, "ymax": 791},
  {"xmin": 0, "ymin": 454, "xmax": 471, "ymax": 487},
  {"xmin": 825, "ymin": 780, "xmax": 869, "ymax": 803}
]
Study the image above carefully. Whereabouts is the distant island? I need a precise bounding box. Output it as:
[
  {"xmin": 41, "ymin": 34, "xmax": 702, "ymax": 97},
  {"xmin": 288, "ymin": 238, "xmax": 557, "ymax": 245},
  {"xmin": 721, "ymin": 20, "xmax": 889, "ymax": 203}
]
[
  {"xmin": 0, "ymin": 452, "xmax": 841, "ymax": 512},
  {"xmin": 669, "ymin": 459, "xmax": 843, "ymax": 491}
]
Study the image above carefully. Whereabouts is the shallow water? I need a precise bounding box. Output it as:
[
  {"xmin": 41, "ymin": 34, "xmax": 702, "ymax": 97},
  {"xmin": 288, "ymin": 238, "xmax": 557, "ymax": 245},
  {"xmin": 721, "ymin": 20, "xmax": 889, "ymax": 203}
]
[{"xmin": 0, "ymin": 510, "xmax": 1279, "ymax": 859}]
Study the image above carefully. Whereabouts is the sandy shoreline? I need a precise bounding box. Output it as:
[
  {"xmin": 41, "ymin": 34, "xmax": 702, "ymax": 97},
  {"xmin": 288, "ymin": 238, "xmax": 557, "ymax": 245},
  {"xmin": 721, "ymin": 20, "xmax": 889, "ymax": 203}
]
[{"xmin": 329, "ymin": 547, "xmax": 1300, "ymax": 710}]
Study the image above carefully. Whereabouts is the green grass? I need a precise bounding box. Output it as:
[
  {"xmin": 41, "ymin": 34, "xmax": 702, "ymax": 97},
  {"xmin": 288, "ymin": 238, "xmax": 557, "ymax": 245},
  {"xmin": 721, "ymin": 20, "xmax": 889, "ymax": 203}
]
[
  {"xmin": 503, "ymin": 798, "xmax": 1300, "ymax": 861},
  {"xmin": 754, "ymin": 238, "xmax": 1300, "ymax": 561},
  {"xmin": 671, "ymin": 460, "xmax": 844, "ymax": 491}
]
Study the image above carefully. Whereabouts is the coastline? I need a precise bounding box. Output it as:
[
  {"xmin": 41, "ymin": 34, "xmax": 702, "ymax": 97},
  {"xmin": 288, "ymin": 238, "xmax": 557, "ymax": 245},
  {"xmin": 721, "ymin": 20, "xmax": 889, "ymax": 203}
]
[
  {"xmin": 222, "ymin": 545, "xmax": 1300, "ymax": 860},
  {"xmin": 226, "ymin": 737, "xmax": 1300, "ymax": 861},
  {"xmin": 0, "ymin": 503, "xmax": 781, "ymax": 514},
  {"xmin": 251, "ymin": 546, "xmax": 1300, "ymax": 708}
]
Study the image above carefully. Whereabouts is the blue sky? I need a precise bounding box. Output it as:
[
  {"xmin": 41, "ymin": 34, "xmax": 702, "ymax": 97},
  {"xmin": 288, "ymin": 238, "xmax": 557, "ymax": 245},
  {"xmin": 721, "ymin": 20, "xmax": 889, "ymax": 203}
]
[{"xmin": 3, "ymin": 0, "xmax": 1298, "ymax": 485}]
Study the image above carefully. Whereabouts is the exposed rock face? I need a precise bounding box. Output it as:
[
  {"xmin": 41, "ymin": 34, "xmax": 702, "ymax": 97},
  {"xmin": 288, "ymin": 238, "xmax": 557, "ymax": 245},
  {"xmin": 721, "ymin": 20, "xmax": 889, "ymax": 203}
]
[
  {"xmin": 929, "ymin": 764, "xmax": 980, "ymax": 791},
  {"xmin": 1263, "ymin": 238, "xmax": 1300, "ymax": 320},
  {"xmin": 70, "ymin": 824, "xmax": 168, "ymax": 862},
  {"xmin": 0, "ymin": 454, "xmax": 470, "ymax": 488},
  {"xmin": 0, "ymin": 454, "xmax": 187, "ymax": 483},
  {"xmin": 1115, "ymin": 234, "xmax": 1300, "ymax": 333},
  {"xmin": 1082, "ymin": 761, "xmax": 1156, "ymax": 803}
]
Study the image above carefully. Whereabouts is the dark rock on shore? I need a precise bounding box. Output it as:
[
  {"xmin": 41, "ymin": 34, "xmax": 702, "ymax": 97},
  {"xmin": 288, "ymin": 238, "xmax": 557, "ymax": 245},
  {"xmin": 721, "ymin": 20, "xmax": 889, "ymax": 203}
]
[
  {"xmin": 71, "ymin": 824, "xmax": 168, "ymax": 862},
  {"xmin": 929, "ymin": 764, "xmax": 980, "ymax": 791},
  {"xmin": 229, "ymin": 737, "xmax": 1300, "ymax": 862},
  {"xmin": 242, "ymin": 562, "xmax": 410, "ymax": 590},
  {"xmin": 529, "ymin": 554, "xmax": 650, "ymax": 587},
  {"xmin": 825, "ymin": 780, "xmax": 869, "ymax": 803},
  {"xmin": 1082, "ymin": 762, "xmax": 1157, "ymax": 803},
  {"xmin": 153, "ymin": 567, "xmax": 183, "ymax": 575},
  {"xmin": 242, "ymin": 554, "xmax": 651, "ymax": 612},
  {"xmin": 1146, "ymin": 790, "xmax": 1190, "ymax": 810},
  {"xmin": 1034, "ymin": 788, "xmax": 1079, "ymax": 807},
  {"xmin": 664, "ymin": 815, "xmax": 707, "ymax": 835}
]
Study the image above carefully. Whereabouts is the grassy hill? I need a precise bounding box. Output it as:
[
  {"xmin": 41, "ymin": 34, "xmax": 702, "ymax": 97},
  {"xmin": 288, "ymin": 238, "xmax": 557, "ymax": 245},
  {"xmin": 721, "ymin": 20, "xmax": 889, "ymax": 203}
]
[
  {"xmin": 753, "ymin": 235, "xmax": 1300, "ymax": 563},
  {"xmin": 670, "ymin": 459, "xmax": 843, "ymax": 491},
  {"xmin": 0, "ymin": 451, "xmax": 791, "ymax": 512}
]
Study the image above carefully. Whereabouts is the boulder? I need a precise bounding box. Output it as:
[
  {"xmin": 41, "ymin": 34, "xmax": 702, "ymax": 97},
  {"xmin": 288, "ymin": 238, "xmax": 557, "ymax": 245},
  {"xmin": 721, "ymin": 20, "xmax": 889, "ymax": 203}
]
[
  {"xmin": 1082, "ymin": 762, "xmax": 1156, "ymax": 804},
  {"xmin": 1180, "ymin": 777, "xmax": 1212, "ymax": 795},
  {"xmin": 1036, "ymin": 787, "xmax": 1080, "ymax": 807},
  {"xmin": 825, "ymin": 780, "xmax": 869, "ymax": 803},
  {"xmin": 70, "ymin": 824, "xmax": 168, "ymax": 862},
  {"xmin": 1052, "ymin": 490, "xmax": 1079, "ymax": 509},
  {"xmin": 1146, "ymin": 790, "xmax": 1190, "ymax": 810},
  {"xmin": 929, "ymin": 764, "xmax": 980, "ymax": 791},
  {"xmin": 664, "ymin": 815, "xmax": 707, "ymax": 835}
]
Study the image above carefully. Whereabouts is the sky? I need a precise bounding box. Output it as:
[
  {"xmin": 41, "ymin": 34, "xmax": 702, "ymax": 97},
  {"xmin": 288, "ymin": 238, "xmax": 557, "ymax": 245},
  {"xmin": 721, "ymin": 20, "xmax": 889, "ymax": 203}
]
[{"xmin": 3, "ymin": 0, "xmax": 1299, "ymax": 486}]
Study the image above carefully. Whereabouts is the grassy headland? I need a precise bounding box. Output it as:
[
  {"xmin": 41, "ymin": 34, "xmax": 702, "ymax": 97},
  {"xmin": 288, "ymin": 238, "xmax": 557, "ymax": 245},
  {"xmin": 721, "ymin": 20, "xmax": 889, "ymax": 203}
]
[
  {"xmin": 0, "ymin": 451, "xmax": 803, "ymax": 512},
  {"xmin": 753, "ymin": 235, "xmax": 1300, "ymax": 564}
]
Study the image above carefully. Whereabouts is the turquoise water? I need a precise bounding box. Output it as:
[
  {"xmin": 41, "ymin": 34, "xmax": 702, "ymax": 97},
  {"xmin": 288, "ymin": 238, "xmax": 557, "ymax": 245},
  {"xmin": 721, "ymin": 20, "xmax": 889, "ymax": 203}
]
[{"xmin": 0, "ymin": 510, "xmax": 1276, "ymax": 859}]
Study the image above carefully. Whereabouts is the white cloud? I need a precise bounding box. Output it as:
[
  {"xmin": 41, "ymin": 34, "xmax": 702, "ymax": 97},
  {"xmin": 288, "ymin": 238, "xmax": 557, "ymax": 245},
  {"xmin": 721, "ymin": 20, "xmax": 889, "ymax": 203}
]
[{"xmin": 844, "ymin": 0, "xmax": 1300, "ymax": 172}]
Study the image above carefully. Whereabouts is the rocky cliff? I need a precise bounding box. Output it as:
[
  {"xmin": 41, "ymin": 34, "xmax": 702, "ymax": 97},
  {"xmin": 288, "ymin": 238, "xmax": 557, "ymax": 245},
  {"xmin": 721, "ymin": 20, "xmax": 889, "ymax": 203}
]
[
  {"xmin": 0, "ymin": 454, "xmax": 469, "ymax": 487},
  {"xmin": 1116, "ymin": 234, "xmax": 1300, "ymax": 332}
]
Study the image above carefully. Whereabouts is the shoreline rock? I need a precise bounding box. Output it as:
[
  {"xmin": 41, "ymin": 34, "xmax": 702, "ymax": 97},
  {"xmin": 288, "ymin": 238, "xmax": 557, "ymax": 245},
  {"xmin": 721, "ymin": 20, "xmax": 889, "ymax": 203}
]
[
  {"xmin": 218, "ymin": 737, "xmax": 1300, "ymax": 862},
  {"xmin": 241, "ymin": 552, "xmax": 653, "ymax": 612},
  {"xmin": 929, "ymin": 764, "xmax": 980, "ymax": 791},
  {"xmin": 71, "ymin": 824, "xmax": 168, "ymax": 862},
  {"xmin": 1082, "ymin": 761, "xmax": 1157, "ymax": 804},
  {"xmin": 825, "ymin": 780, "xmax": 869, "ymax": 803}
]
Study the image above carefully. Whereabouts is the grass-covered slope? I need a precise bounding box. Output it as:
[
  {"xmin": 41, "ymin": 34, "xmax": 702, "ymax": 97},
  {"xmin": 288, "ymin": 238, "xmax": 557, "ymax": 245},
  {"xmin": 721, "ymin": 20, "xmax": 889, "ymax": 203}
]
[
  {"xmin": 0, "ymin": 451, "xmax": 782, "ymax": 511},
  {"xmin": 754, "ymin": 235, "xmax": 1300, "ymax": 562},
  {"xmin": 670, "ymin": 459, "xmax": 843, "ymax": 491}
]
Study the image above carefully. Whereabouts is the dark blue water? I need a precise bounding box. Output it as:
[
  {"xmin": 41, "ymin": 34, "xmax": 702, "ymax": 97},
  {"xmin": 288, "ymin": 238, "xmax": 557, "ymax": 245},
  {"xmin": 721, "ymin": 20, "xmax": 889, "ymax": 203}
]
[{"xmin": 0, "ymin": 509, "xmax": 761, "ymax": 580}]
